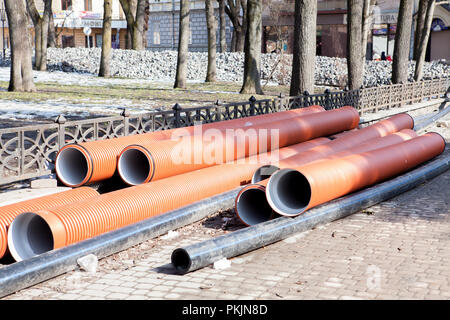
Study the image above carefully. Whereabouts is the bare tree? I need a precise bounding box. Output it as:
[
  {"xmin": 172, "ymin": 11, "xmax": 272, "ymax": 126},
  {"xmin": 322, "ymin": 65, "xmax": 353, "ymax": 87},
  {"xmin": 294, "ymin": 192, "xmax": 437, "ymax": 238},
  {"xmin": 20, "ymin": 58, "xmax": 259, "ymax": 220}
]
[
  {"xmin": 413, "ymin": 0, "xmax": 427, "ymax": 61},
  {"xmin": 119, "ymin": 0, "xmax": 148, "ymax": 50},
  {"xmin": 361, "ymin": 0, "xmax": 375, "ymax": 65},
  {"xmin": 289, "ymin": 0, "xmax": 317, "ymax": 96},
  {"xmin": 240, "ymin": 0, "xmax": 263, "ymax": 94},
  {"xmin": 347, "ymin": 0, "xmax": 364, "ymax": 90},
  {"xmin": 414, "ymin": 0, "xmax": 436, "ymax": 81},
  {"xmin": 4, "ymin": 0, "xmax": 36, "ymax": 92},
  {"xmin": 205, "ymin": 0, "xmax": 217, "ymax": 82},
  {"xmin": 174, "ymin": 0, "xmax": 190, "ymax": 89},
  {"xmin": 26, "ymin": 0, "xmax": 52, "ymax": 71},
  {"xmin": 99, "ymin": 0, "xmax": 112, "ymax": 78},
  {"xmin": 224, "ymin": 0, "xmax": 247, "ymax": 52},
  {"xmin": 48, "ymin": 4, "xmax": 56, "ymax": 47},
  {"xmin": 218, "ymin": 0, "xmax": 227, "ymax": 52},
  {"xmin": 392, "ymin": 0, "xmax": 414, "ymax": 84}
]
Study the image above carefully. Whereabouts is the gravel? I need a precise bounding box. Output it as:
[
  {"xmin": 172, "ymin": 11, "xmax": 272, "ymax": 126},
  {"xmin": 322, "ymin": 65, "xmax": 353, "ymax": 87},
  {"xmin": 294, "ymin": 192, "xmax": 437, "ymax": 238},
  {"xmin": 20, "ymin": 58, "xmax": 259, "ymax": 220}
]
[{"xmin": 1, "ymin": 47, "xmax": 448, "ymax": 88}]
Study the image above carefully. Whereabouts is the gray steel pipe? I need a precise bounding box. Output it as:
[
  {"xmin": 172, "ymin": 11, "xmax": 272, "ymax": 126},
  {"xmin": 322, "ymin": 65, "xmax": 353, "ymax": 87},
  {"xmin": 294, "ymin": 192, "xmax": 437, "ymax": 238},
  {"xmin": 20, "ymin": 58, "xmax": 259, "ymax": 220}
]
[
  {"xmin": 0, "ymin": 188, "xmax": 240, "ymax": 298},
  {"xmin": 171, "ymin": 151, "xmax": 449, "ymax": 274}
]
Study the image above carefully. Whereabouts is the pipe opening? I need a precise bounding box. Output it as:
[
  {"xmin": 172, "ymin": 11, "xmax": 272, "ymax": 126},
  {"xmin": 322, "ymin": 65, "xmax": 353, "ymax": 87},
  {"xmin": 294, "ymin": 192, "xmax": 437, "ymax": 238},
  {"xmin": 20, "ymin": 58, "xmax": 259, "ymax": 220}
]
[
  {"xmin": 236, "ymin": 187, "xmax": 274, "ymax": 226},
  {"xmin": 118, "ymin": 148, "xmax": 151, "ymax": 185},
  {"xmin": 171, "ymin": 248, "xmax": 191, "ymax": 273},
  {"xmin": 8, "ymin": 213, "xmax": 54, "ymax": 262},
  {"xmin": 266, "ymin": 169, "xmax": 311, "ymax": 216},
  {"xmin": 251, "ymin": 165, "xmax": 279, "ymax": 183},
  {"xmin": 56, "ymin": 148, "xmax": 89, "ymax": 186}
]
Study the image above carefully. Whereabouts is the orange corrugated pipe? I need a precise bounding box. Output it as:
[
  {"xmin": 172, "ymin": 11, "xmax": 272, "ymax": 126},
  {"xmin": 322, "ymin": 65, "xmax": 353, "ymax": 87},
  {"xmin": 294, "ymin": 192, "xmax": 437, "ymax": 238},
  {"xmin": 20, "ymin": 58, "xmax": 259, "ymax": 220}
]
[
  {"xmin": 266, "ymin": 133, "xmax": 445, "ymax": 217},
  {"xmin": 6, "ymin": 138, "xmax": 331, "ymax": 261},
  {"xmin": 117, "ymin": 106, "xmax": 360, "ymax": 185},
  {"xmin": 0, "ymin": 187, "xmax": 99, "ymax": 259},
  {"xmin": 55, "ymin": 105, "xmax": 325, "ymax": 187},
  {"xmin": 252, "ymin": 113, "xmax": 414, "ymax": 183},
  {"xmin": 236, "ymin": 129, "xmax": 418, "ymax": 225}
]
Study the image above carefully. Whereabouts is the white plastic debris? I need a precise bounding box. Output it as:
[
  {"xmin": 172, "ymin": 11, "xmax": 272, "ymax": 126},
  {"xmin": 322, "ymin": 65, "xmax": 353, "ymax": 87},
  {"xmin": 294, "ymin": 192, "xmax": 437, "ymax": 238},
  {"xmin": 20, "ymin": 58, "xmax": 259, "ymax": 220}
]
[
  {"xmin": 77, "ymin": 254, "xmax": 98, "ymax": 274},
  {"xmin": 161, "ymin": 230, "xmax": 179, "ymax": 240},
  {"xmin": 213, "ymin": 257, "xmax": 231, "ymax": 270}
]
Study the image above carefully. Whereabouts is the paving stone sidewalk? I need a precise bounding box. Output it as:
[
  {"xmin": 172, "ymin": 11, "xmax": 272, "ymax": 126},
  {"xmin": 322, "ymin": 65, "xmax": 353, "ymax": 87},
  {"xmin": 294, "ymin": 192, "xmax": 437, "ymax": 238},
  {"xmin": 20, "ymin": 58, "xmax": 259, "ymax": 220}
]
[{"xmin": 1, "ymin": 110, "xmax": 449, "ymax": 301}]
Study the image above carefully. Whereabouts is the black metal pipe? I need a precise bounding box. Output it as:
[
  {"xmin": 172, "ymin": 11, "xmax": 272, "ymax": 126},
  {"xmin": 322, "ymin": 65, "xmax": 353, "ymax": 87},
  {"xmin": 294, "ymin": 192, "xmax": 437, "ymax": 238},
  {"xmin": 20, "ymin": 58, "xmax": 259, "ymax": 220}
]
[
  {"xmin": 414, "ymin": 104, "xmax": 450, "ymax": 132},
  {"xmin": 171, "ymin": 152, "xmax": 449, "ymax": 274},
  {"xmin": 0, "ymin": 188, "xmax": 241, "ymax": 298}
]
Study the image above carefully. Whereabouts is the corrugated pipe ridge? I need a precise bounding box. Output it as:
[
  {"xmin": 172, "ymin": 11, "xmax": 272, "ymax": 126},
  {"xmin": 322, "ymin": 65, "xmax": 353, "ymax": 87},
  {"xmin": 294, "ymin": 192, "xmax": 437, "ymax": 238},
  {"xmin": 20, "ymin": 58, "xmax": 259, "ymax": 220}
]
[
  {"xmin": 7, "ymin": 138, "xmax": 330, "ymax": 262},
  {"xmin": 266, "ymin": 133, "xmax": 446, "ymax": 217},
  {"xmin": 0, "ymin": 187, "xmax": 99, "ymax": 259},
  {"xmin": 252, "ymin": 113, "xmax": 414, "ymax": 183},
  {"xmin": 117, "ymin": 106, "xmax": 360, "ymax": 185},
  {"xmin": 55, "ymin": 105, "xmax": 325, "ymax": 187},
  {"xmin": 236, "ymin": 129, "xmax": 418, "ymax": 226}
]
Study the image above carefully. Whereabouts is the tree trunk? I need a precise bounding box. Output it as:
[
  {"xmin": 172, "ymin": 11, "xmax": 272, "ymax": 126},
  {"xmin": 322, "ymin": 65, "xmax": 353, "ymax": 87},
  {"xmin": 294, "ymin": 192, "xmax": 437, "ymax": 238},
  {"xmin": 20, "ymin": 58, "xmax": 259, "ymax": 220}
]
[
  {"xmin": 26, "ymin": 0, "xmax": 51, "ymax": 71},
  {"xmin": 205, "ymin": 0, "xmax": 217, "ymax": 82},
  {"xmin": 120, "ymin": 0, "xmax": 147, "ymax": 50},
  {"xmin": 361, "ymin": 0, "xmax": 373, "ymax": 64},
  {"xmin": 133, "ymin": 0, "xmax": 147, "ymax": 50},
  {"xmin": 240, "ymin": 0, "xmax": 263, "ymax": 94},
  {"xmin": 225, "ymin": 0, "xmax": 245, "ymax": 52},
  {"xmin": 5, "ymin": 0, "xmax": 36, "ymax": 92},
  {"xmin": 347, "ymin": 0, "xmax": 364, "ymax": 90},
  {"xmin": 39, "ymin": 0, "xmax": 51, "ymax": 71},
  {"xmin": 290, "ymin": 0, "xmax": 317, "ymax": 96},
  {"xmin": 392, "ymin": 0, "xmax": 413, "ymax": 84},
  {"xmin": 218, "ymin": 0, "xmax": 227, "ymax": 53},
  {"xmin": 174, "ymin": 0, "xmax": 190, "ymax": 89},
  {"xmin": 230, "ymin": 29, "xmax": 237, "ymax": 51},
  {"xmin": 413, "ymin": 0, "xmax": 427, "ymax": 61},
  {"xmin": 48, "ymin": 6, "xmax": 56, "ymax": 48},
  {"xmin": 237, "ymin": 0, "xmax": 247, "ymax": 52},
  {"xmin": 99, "ymin": 0, "xmax": 112, "ymax": 78},
  {"xmin": 414, "ymin": 0, "xmax": 435, "ymax": 81}
]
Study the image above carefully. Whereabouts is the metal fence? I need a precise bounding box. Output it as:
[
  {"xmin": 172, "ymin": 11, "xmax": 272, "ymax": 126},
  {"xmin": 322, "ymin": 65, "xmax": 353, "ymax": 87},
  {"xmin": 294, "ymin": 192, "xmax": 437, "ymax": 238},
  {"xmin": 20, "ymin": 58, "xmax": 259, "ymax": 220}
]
[{"xmin": 0, "ymin": 77, "xmax": 448, "ymax": 186}]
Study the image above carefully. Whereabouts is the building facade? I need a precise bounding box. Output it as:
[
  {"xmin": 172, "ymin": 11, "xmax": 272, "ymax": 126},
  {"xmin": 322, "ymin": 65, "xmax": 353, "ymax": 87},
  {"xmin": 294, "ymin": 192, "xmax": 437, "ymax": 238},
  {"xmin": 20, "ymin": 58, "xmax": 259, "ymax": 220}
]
[
  {"xmin": 262, "ymin": 0, "xmax": 450, "ymax": 61},
  {"xmin": 147, "ymin": 0, "xmax": 232, "ymax": 51}
]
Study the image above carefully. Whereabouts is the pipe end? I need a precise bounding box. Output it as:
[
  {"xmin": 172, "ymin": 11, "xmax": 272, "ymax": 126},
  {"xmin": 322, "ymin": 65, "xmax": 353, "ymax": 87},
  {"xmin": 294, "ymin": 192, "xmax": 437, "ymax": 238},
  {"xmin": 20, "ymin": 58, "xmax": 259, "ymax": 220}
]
[
  {"xmin": 266, "ymin": 169, "xmax": 312, "ymax": 216},
  {"xmin": 8, "ymin": 211, "xmax": 66, "ymax": 262},
  {"xmin": 118, "ymin": 145, "xmax": 154, "ymax": 186},
  {"xmin": 235, "ymin": 185, "xmax": 274, "ymax": 226},
  {"xmin": 171, "ymin": 248, "xmax": 191, "ymax": 274},
  {"xmin": 55, "ymin": 145, "xmax": 91, "ymax": 187}
]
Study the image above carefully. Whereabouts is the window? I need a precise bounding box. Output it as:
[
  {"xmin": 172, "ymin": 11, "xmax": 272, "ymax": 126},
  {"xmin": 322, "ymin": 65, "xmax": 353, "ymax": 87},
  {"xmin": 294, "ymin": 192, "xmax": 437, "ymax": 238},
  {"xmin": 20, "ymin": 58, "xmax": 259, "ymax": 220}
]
[
  {"xmin": 95, "ymin": 34, "xmax": 102, "ymax": 48},
  {"xmin": 153, "ymin": 24, "xmax": 160, "ymax": 45},
  {"xmin": 84, "ymin": 0, "xmax": 92, "ymax": 11},
  {"xmin": 62, "ymin": 35, "xmax": 74, "ymax": 48},
  {"xmin": 61, "ymin": 0, "xmax": 72, "ymax": 11}
]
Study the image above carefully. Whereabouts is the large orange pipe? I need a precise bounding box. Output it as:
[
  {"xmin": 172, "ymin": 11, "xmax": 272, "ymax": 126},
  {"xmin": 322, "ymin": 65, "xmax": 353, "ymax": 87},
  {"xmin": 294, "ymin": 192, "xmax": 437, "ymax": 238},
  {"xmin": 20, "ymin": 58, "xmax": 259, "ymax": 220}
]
[
  {"xmin": 0, "ymin": 187, "xmax": 99, "ymax": 259},
  {"xmin": 7, "ymin": 138, "xmax": 330, "ymax": 261},
  {"xmin": 55, "ymin": 105, "xmax": 325, "ymax": 187},
  {"xmin": 235, "ymin": 129, "xmax": 418, "ymax": 225},
  {"xmin": 266, "ymin": 133, "xmax": 445, "ymax": 217},
  {"xmin": 252, "ymin": 113, "xmax": 414, "ymax": 183},
  {"xmin": 118, "ymin": 106, "xmax": 360, "ymax": 185}
]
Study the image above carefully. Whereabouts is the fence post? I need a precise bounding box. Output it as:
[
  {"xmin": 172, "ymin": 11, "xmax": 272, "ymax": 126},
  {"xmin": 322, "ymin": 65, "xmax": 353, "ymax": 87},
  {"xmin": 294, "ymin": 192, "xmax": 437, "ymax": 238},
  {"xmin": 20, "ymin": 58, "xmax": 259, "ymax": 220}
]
[
  {"xmin": 215, "ymin": 99, "xmax": 222, "ymax": 122},
  {"xmin": 249, "ymin": 95, "xmax": 256, "ymax": 116},
  {"xmin": 121, "ymin": 108, "xmax": 130, "ymax": 136},
  {"xmin": 55, "ymin": 114, "xmax": 67, "ymax": 149},
  {"xmin": 173, "ymin": 103, "xmax": 182, "ymax": 128},
  {"xmin": 324, "ymin": 89, "xmax": 331, "ymax": 110},
  {"xmin": 303, "ymin": 91, "xmax": 310, "ymax": 108}
]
